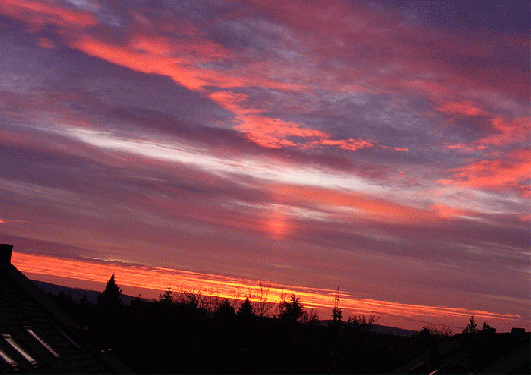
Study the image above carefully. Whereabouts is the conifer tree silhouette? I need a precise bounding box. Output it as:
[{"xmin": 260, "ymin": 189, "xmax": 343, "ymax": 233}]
[
  {"xmin": 215, "ymin": 300, "xmax": 236, "ymax": 319},
  {"xmin": 237, "ymin": 297, "xmax": 254, "ymax": 318},
  {"xmin": 96, "ymin": 274, "xmax": 123, "ymax": 349},
  {"xmin": 159, "ymin": 287, "xmax": 173, "ymax": 305},
  {"xmin": 278, "ymin": 294, "xmax": 307, "ymax": 323},
  {"xmin": 97, "ymin": 274, "xmax": 122, "ymax": 310},
  {"xmin": 463, "ymin": 316, "xmax": 478, "ymax": 334},
  {"xmin": 331, "ymin": 286, "xmax": 343, "ymax": 324}
]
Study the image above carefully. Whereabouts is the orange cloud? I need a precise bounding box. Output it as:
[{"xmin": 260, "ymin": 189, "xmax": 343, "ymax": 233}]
[
  {"xmin": 429, "ymin": 204, "xmax": 477, "ymax": 220},
  {"xmin": 444, "ymin": 116, "xmax": 530, "ymax": 153},
  {"xmin": 479, "ymin": 116, "xmax": 531, "ymax": 148},
  {"xmin": 72, "ymin": 19, "xmax": 303, "ymax": 93},
  {"xmin": 445, "ymin": 143, "xmax": 468, "ymax": 150},
  {"xmin": 0, "ymin": 0, "xmax": 97, "ymax": 31},
  {"xmin": 72, "ymin": 27, "xmax": 375, "ymax": 152},
  {"xmin": 73, "ymin": 35, "xmax": 209, "ymax": 91},
  {"xmin": 402, "ymin": 79, "xmax": 453, "ymax": 96},
  {"xmin": 37, "ymin": 37, "xmax": 55, "ymax": 49},
  {"xmin": 436, "ymin": 101, "xmax": 485, "ymax": 116},
  {"xmin": 208, "ymin": 91, "xmax": 255, "ymax": 115},
  {"xmin": 319, "ymin": 138, "xmax": 375, "ymax": 152},
  {"xmin": 1, "ymin": 0, "xmax": 407, "ymax": 154},
  {"xmin": 3, "ymin": 0, "xmax": 395, "ymax": 153},
  {"xmin": 236, "ymin": 114, "xmax": 327, "ymax": 148},
  {"xmin": 209, "ymin": 90, "xmax": 386, "ymax": 151},
  {"xmin": 439, "ymin": 149, "xmax": 531, "ymax": 197},
  {"xmin": 209, "ymin": 91, "xmax": 328, "ymax": 148},
  {"xmin": 271, "ymin": 185, "xmax": 449, "ymax": 225}
]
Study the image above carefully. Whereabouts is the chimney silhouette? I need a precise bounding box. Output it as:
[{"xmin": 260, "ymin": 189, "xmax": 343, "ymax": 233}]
[{"xmin": 0, "ymin": 244, "xmax": 13, "ymax": 265}]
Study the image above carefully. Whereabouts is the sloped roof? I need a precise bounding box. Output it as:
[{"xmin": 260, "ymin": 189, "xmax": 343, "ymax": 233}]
[
  {"xmin": 0, "ymin": 244, "xmax": 132, "ymax": 374},
  {"xmin": 391, "ymin": 331, "xmax": 530, "ymax": 374}
]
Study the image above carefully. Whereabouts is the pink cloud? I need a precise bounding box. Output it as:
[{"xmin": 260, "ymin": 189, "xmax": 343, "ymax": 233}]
[
  {"xmin": 444, "ymin": 116, "xmax": 530, "ymax": 154},
  {"xmin": 7, "ymin": 0, "xmax": 517, "ymax": 157},
  {"xmin": 436, "ymin": 101, "xmax": 485, "ymax": 117},
  {"xmin": 438, "ymin": 149, "xmax": 531, "ymax": 197},
  {"xmin": 210, "ymin": 90, "xmax": 379, "ymax": 150},
  {"xmin": 1, "ymin": 0, "xmax": 97, "ymax": 31},
  {"xmin": 479, "ymin": 116, "xmax": 531, "ymax": 148},
  {"xmin": 37, "ymin": 37, "xmax": 55, "ymax": 49},
  {"xmin": 73, "ymin": 35, "xmax": 209, "ymax": 90}
]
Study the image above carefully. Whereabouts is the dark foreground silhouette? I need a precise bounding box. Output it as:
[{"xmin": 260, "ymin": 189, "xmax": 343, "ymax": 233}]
[{"xmin": 44, "ymin": 275, "xmax": 530, "ymax": 374}]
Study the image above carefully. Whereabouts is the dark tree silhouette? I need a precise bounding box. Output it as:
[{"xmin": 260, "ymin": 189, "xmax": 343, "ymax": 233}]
[
  {"xmin": 278, "ymin": 294, "xmax": 307, "ymax": 323},
  {"xmin": 159, "ymin": 287, "xmax": 173, "ymax": 305},
  {"xmin": 482, "ymin": 321, "xmax": 496, "ymax": 334},
  {"xmin": 308, "ymin": 309, "xmax": 319, "ymax": 323},
  {"xmin": 463, "ymin": 316, "xmax": 478, "ymax": 334},
  {"xmin": 331, "ymin": 286, "xmax": 342, "ymax": 325},
  {"xmin": 94, "ymin": 274, "xmax": 123, "ymax": 351},
  {"xmin": 417, "ymin": 324, "xmax": 453, "ymax": 337},
  {"xmin": 332, "ymin": 306, "xmax": 343, "ymax": 323},
  {"xmin": 97, "ymin": 274, "xmax": 122, "ymax": 310},
  {"xmin": 256, "ymin": 281, "xmax": 275, "ymax": 317},
  {"xmin": 347, "ymin": 314, "xmax": 376, "ymax": 333},
  {"xmin": 78, "ymin": 294, "xmax": 92, "ymax": 328},
  {"xmin": 215, "ymin": 300, "xmax": 235, "ymax": 319},
  {"xmin": 46, "ymin": 283, "xmax": 509, "ymax": 374},
  {"xmin": 179, "ymin": 290, "xmax": 201, "ymax": 310},
  {"xmin": 237, "ymin": 297, "xmax": 254, "ymax": 318}
]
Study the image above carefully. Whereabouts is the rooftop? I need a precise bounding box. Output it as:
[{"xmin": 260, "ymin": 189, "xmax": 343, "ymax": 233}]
[{"xmin": 0, "ymin": 244, "xmax": 131, "ymax": 374}]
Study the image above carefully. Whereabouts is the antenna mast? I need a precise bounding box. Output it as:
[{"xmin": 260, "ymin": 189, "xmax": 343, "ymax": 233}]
[{"xmin": 334, "ymin": 286, "xmax": 340, "ymax": 312}]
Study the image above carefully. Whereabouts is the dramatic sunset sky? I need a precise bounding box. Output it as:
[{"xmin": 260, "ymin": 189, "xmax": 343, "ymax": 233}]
[{"xmin": 0, "ymin": 0, "xmax": 529, "ymax": 331}]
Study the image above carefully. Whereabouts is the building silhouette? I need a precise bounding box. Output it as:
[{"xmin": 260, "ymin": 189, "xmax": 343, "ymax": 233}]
[{"xmin": 0, "ymin": 244, "xmax": 131, "ymax": 374}]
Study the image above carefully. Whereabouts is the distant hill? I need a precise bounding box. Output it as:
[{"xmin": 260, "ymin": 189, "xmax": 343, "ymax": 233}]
[
  {"xmin": 31, "ymin": 279, "xmax": 140, "ymax": 305},
  {"xmin": 33, "ymin": 279, "xmax": 419, "ymax": 336},
  {"xmin": 371, "ymin": 323, "xmax": 417, "ymax": 336},
  {"xmin": 321, "ymin": 320, "xmax": 417, "ymax": 336}
]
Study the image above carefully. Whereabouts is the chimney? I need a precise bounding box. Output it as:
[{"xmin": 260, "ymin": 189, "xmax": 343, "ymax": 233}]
[{"xmin": 0, "ymin": 244, "xmax": 14, "ymax": 266}]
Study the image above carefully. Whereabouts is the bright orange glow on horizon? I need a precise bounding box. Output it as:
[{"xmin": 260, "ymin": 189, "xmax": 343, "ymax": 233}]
[{"xmin": 12, "ymin": 252, "xmax": 525, "ymax": 330}]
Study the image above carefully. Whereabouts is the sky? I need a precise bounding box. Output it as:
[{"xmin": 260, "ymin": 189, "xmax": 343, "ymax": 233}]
[{"xmin": 0, "ymin": 0, "xmax": 529, "ymax": 331}]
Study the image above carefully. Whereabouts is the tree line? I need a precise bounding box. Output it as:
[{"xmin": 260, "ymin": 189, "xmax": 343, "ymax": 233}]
[{"xmin": 47, "ymin": 274, "xmax": 497, "ymax": 373}]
